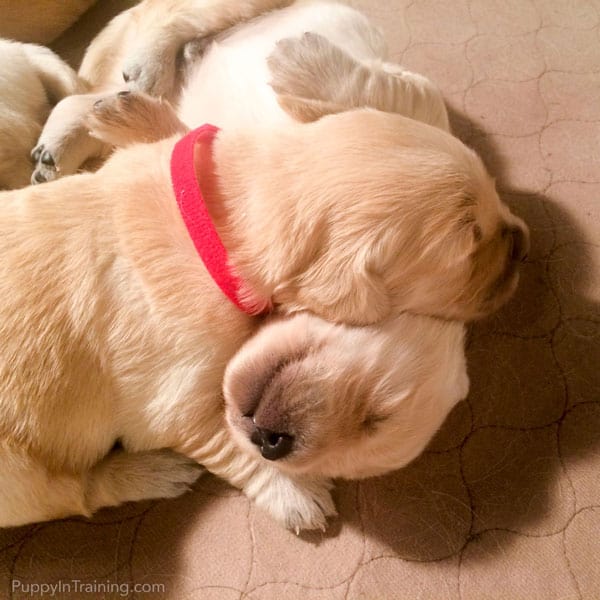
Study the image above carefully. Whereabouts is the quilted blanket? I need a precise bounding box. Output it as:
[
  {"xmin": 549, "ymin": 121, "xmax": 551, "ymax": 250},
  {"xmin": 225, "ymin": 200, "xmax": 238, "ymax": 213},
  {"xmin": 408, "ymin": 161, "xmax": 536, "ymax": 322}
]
[{"xmin": 1, "ymin": 0, "xmax": 598, "ymax": 598}]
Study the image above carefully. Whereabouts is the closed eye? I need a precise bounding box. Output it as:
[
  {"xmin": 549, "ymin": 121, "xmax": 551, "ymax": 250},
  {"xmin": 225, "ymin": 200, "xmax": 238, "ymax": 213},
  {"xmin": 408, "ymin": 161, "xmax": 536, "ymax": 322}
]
[{"xmin": 362, "ymin": 413, "xmax": 389, "ymax": 433}]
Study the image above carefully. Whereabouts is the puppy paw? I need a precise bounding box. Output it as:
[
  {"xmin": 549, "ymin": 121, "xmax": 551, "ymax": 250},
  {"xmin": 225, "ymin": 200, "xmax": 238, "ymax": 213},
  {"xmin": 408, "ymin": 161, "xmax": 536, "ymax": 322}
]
[
  {"xmin": 122, "ymin": 46, "xmax": 177, "ymax": 98},
  {"xmin": 88, "ymin": 91, "xmax": 186, "ymax": 146},
  {"xmin": 30, "ymin": 93, "xmax": 107, "ymax": 184},
  {"xmin": 247, "ymin": 472, "xmax": 337, "ymax": 532},
  {"xmin": 30, "ymin": 144, "xmax": 59, "ymax": 184},
  {"xmin": 87, "ymin": 449, "xmax": 204, "ymax": 511}
]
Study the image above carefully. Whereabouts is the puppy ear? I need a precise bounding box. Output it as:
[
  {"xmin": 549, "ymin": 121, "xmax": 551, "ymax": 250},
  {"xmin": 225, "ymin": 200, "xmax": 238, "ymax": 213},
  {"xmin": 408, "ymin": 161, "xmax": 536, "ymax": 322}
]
[
  {"xmin": 278, "ymin": 252, "xmax": 392, "ymax": 325},
  {"xmin": 276, "ymin": 94, "xmax": 347, "ymax": 123},
  {"xmin": 268, "ymin": 32, "xmax": 360, "ymax": 122}
]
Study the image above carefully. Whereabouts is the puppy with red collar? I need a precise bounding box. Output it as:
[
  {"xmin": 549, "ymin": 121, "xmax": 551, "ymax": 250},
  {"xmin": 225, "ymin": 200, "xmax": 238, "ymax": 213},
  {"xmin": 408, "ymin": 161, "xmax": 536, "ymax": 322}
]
[
  {"xmin": 0, "ymin": 0, "xmax": 528, "ymax": 530},
  {"xmin": 0, "ymin": 102, "xmax": 527, "ymax": 529}
]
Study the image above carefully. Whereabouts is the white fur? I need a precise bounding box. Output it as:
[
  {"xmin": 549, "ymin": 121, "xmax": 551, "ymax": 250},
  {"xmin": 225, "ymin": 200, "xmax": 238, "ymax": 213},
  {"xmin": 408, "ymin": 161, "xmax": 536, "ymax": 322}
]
[{"xmin": 31, "ymin": 0, "xmax": 449, "ymax": 182}]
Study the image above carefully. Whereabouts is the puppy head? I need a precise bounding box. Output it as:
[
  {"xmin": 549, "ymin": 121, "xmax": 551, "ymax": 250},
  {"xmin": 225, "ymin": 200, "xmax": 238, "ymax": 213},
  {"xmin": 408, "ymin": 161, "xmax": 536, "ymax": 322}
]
[
  {"xmin": 257, "ymin": 110, "xmax": 530, "ymax": 324},
  {"xmin": 224, "ymin": 312, "xmax": 468, "ymax": 479}
]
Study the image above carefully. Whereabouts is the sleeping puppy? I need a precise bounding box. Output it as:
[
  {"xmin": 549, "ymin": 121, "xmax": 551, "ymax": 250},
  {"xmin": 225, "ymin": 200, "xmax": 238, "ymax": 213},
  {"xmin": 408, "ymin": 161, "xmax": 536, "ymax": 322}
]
[
  {"xmin": 0, "ymin": 38, "xmax": 82, "ymax": 189},
  {"xmin": 32, "ymin": 0, "xmax": 528, "ymax": 323},
  {"xmin": 224, "ymin": 312, "xmax": 468, "ymax": 480},
  {"xmin": 1, "ymin": 106, "xmax": 511, "ymax": 530}
]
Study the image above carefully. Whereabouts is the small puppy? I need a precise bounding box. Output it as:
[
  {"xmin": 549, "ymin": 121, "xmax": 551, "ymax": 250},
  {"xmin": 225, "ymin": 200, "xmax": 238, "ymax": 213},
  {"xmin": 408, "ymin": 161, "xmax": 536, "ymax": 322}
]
[
  {"xmin": 0, "ymin": 38, "xmax": 82, "ymax": 189},
  {"xmin": 32, "ymin": 0, "xmax": 447, "ymax": 180},
  {"xmin": 0, "ymin": 106, "xmax": 513, "ymax": 530},
  {"xmin": 30, "ymin": 0, "xmax": 529, "ymax": 322}
]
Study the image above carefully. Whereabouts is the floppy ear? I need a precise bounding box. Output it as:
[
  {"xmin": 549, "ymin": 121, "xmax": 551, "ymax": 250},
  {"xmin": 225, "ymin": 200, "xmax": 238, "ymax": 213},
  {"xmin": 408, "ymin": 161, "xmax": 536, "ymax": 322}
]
[
  {"xmin": 268, "ymin": 32, "xmax": 361, "ymax": 122},
  {"xmin": 275, "ymin": 94, "xmax": 348, "ymax": 123},
  {"xmin": 276, "ymin": 251, "xmax": 392, "ymax": 325}
]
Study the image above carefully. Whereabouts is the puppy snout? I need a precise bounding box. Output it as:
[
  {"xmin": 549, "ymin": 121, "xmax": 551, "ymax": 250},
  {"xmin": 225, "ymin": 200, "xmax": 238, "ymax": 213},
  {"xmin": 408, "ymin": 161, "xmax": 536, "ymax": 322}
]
[
  {"xmin": 503, "ymin": 224, "xmax": 529, "ymax": 263},
  {"xmin": 250, "ymin": 425, "xmax": 294, "ymax": 460}
]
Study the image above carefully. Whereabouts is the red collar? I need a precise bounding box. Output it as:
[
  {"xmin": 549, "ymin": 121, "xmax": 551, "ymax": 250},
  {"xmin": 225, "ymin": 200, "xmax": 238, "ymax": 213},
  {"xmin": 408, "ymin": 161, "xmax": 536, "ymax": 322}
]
[{"xmin": 170, "ymin": 125, "xmax": 267, "ymax": 315}]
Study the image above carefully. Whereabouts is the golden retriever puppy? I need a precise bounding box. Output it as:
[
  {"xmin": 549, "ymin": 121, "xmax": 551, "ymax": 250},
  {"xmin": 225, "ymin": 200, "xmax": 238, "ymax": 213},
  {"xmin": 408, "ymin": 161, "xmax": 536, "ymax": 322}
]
[
  {"xmin": 31, "ymin": 0, "xmax": 528, "ymax": 322},
  {"xmin": 1, "ymin": 107, "xmax": 507, "ymax": 529},
  {"xmin": 0, "ymin": 38, "xmax": 82, "ymax": 189},
  {"xmin": 30, "ymin": 0, "xmax": 292, "ymax": 183},
  {"xmin": 89, "ymin": 91, "xmax": 529, "ymax": 324},
  {"xmin": 224, "ymin": 312, "xmax": 468, "ymax": 480}
]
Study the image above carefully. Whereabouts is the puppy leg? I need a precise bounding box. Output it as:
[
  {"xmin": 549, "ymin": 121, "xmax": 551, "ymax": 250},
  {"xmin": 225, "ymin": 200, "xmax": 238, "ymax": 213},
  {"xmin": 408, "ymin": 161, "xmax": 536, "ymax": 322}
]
[
  {"xmin": 243, "ymin": 466, "xmax": 336, "ymax": 533},
  {"xmin": 268, "ymin": 32, "xmax": 449, "ymax": 130},
  {"xmin": 88, "ymin": 91, "xmax": 188, "ymax": 147},
  {"xmin": 181, "ymin": 435, "xmax": 336, "ymax": 531},
  {"xmin": 31, "ymin": 92, "xmax": 111, "ymax": 184},
  {"xmin": 0, "ymin": 445, "xmax": 88, "ymax": 528},
  {"xmin": 85, "ymin": 449, "xmax": 203, "ymax": 513},
  {"xmin": 0, "ymin": 447, "xmax": 202, "ymax": 528},
  {"xmin": 381, "ymin": 62, "xmax": 450, "ymax": 131},
  {"xmin": 121, "ymin": 0, "xmax": 293, "ymax": 98}
]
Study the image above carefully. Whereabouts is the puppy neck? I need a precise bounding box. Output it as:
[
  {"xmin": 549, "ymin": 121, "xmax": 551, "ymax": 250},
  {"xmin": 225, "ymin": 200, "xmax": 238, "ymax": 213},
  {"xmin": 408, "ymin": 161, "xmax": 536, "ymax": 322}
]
[
  {"xmin": 210, "ymin": 125, "xmax": 324, "ymax": 308},
  {"xmin": 171, "ymin": 125, "xmax": 270, "ymax": 315}
]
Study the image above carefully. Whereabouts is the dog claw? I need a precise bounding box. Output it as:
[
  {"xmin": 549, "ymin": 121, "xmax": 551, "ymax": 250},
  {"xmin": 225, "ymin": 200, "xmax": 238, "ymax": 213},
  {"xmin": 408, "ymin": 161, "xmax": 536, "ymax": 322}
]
[
  {"xmin": 31, "ymin": 145, "xmax": 43, "ymax": 163},
  {"xmin": 295, "ymin": 526, "xmax": 300, "ymax": 536},
  {"xmin": 41, "ymin": 150, "xmax": 55, "ymax": 166}
]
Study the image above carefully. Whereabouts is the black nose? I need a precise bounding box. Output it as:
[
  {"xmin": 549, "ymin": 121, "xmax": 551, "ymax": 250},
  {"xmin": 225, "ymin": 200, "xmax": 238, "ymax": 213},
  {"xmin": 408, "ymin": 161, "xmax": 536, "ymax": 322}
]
[
  {"xmin": 504, "ymin": 226, "xmax": 528, "ymax": 263},
  {"xmin": 250, "ymin": 426, "xmax": 294, "ymax": 461}
]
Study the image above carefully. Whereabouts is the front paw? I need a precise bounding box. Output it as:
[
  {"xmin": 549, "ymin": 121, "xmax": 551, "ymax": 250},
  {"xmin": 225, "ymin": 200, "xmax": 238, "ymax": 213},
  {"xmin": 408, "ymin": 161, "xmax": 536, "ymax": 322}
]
[
  {"xmin": 121, "ymin": 47, "xmax": 177, "ymax": 99},
  {"xmin": 247, "ymin": 472, "xmax": 337, "ymax": 533},
  {"xmin": 88, "ymin": 91, "xmax": 185, "ymax": 146},
  {"xmin": 30, "ymin": 144, "xmax": 59, "ymax": 184}
]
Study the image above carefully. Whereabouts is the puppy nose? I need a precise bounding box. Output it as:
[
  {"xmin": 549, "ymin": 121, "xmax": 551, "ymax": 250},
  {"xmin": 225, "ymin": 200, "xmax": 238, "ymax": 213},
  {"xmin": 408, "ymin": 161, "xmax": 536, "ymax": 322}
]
[
  {"xmin": 504, "ymin": 225, "xmax": 529, "ymax": 263},
  {"xmin": 250, "ymin": 426, "xmax": 294, "ymax": 461}
]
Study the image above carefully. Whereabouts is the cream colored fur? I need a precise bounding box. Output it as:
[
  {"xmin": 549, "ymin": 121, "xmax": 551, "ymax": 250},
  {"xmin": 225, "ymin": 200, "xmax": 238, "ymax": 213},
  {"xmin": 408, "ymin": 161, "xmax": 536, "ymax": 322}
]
[
  {"xmin": 0, "ymin": 105, "xmax": 522, "ymax": 530},
  {"xmin": 0, "ymin": 0, "xmax": 529, "ymax": 530},
  {"xmin": 224, "ymin": 312, "xmax": 469, "ymax": 479},
  {"xmin": 0, "ymin": 39, "xmax": 83, "ymax": 189},
  {"xmin": 30, "ymin": 0, "xmax": 446, "ymax": 181}
]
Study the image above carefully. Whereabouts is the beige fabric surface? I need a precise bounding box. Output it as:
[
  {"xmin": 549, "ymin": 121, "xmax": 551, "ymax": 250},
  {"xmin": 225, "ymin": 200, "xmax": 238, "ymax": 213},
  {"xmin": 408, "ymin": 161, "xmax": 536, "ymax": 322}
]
[{"xmin": 1, "ymin": 1, "xmax": 599, "ymax": 598}]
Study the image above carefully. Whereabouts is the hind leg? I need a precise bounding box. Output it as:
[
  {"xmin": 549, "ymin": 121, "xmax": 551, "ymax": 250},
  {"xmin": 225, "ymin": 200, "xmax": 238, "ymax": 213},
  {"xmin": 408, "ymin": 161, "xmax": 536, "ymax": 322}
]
[
  {"xmin": 85, "ymin": 448, "xmax": 203, "ymax": 512},
  {"xmin": 0, "ymin": 446, "xmax": 202, "ymax": 528},
  {"xmin": 0, "ymin": 446, "xmax": 88, "ymax": 527}
]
